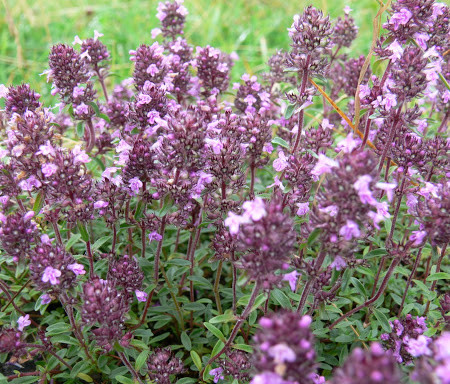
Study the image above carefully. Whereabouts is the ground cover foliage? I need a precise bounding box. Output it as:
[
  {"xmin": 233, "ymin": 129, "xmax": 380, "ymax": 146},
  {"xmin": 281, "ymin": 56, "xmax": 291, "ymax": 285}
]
[{"xmin": 0, "ymin": 0, "xmax": 449, "ymax": 383}]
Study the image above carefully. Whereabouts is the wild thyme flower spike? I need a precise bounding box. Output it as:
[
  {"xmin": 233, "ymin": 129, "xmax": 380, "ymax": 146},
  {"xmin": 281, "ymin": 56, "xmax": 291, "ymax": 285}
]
[
  {"xmin": 286, "ymin": 5, "xmax": 334, "ymax": 153},
  {"xmin": 251, "ymin": 312, "xmax": 323, "ymax": 384},
  {"xmin": 330, "ymin": 343, "xmax": 404, "ymax": 384},
  {"xmin": 0, "ymin": 211, "xmax": 38, "ymax": 263},
  {"xmin": 153, "ymin": 0, "xmax": 188, "ymax": 40},
  {"xmin": 4, "ymin": 84, "xmax": 42, "ymax": 119}
]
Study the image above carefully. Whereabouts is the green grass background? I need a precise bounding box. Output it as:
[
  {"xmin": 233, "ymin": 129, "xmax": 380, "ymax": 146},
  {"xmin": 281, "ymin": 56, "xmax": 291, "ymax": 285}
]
[{"xmin": 1, "ymin": 0, "xmax": 382, "ymax": 101}]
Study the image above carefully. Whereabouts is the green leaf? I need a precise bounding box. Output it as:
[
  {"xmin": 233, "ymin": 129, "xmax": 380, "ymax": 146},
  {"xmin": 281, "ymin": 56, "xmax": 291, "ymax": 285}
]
[
  {"xmin": 271, "ymin": 136, "xmax": 290, "ymax": 149},
  {"xmin": 209, "ymin": 312, "xmax": 237, "ymax": 324},
  {"xmin": 187, "ymin": 275, "xmax": 213, "ymax": 289},
  {"xmin": 190, "ymin": 350, "xmax": 202, "ymax": 371},
  {"xmin": 204, "ymin": 322, "xmax": 226, "ymax": 342},
  {"xmin": 250, "ymin": 293, "xmax": 268, "ymax": 314},
  {"xmin": 272, "ymin": 288, "xmax": 292, "ymax": 309},
  {"xmin": 211, "ymin": 339, "xmax": 225, "ymax": 358},
  {"xmin": 350, "ymin": 277, "xmax": 367, "ymax": 299},
  {"xmin": 76, "ymin": 373, "xmax": 94, "ymax": 383},
  {"xmin": 135, "ymin": 349, "xmax": 149, "ymax": 371},
  {"xmin": 373, "ymin": 308, "xmax": 391, "ymax": 333},
  {"xmin": 9, "ymin": 377, "xmax": 41, "ymax": 384},
  {"xmin": 93, "ymin": 157, "xmax": 106, "ymax": 171},
  {"xmin": 134, "ymin": 200, "xmax": 145, "ymax": 220},
  {"xmin": 92, "ymin": 235, "xmax": 111, "ymax": 250},
  {"xmin": 232, "ymin": 344, "xmax": 253, "ymax": 353},
  {"xmin": 364, "ymin": 248, "xmax": 387, "ymax": 259},
  {"xmin": 334, "ymin": 334, "xmax": 355, "ymax": 343},
  {"xmin": 51, "ymin": 334, "xmax": 80, "ymax": 345},
  {"xmin": 181, "ymin": 331, "xmax": 192, "ymax": 351},
  {"xmin": 88, "ymin": 101, "xmax": 101, "ymax": 116},
  {"xmin": 33, "ymin": 190, "xmax": 45, "ymax": 214},
  {"xmin": 46, "ymin": 322, "xmax": 71, "ymax": 335},
  {"xmin": 76, "ymin": 121, "xmax": 85, "ymax": 137},
  {"xmin": 65, "ymin": 233, "xmax": 82, "ymax": 251},
  {"xmin": 427, "ymin": 272, "xmax": 450, "ymax": 281},
  {"xmin": 115, "ymin": 375, "xmax": 135, "ymax": 384},
  {"xmin": 176, "ymin": 379, "xmax": 197, "ymax": 384},
  {"xmin": 284, "ymin": 103, "xmax": 296, "ymax": 119},
  {"xmin": 77, "ymin": 221, "xmax": 90, "ymax": 242}
]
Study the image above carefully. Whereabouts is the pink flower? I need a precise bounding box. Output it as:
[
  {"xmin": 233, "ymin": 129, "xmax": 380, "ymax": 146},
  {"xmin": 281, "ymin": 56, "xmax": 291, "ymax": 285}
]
[
  {"xmin": 72, "ymin": 35, "xmax": 83, "ymax": 45},
  {"xmin": 273, "ymin": 150, "xmax": 289, "ymax": 172},
  {"xmin": 311, "ymin": 154, "xmax": 338, "ymax": 178},
  {"xmin": 405, "ymin": 335, "xmax": 431, "ymax": 357},
  {"xmin": 388, "ymin": 41, "xmax": 404, "ymax": 62},
  {"xmin": 418, "ymin": 182, "xmax": 438, "ymax": 198},
  {"xmin": 67, "ymin": 263, "xmax": 86, "ymax": 275},
  {"xmin": 268, "ymin": 343, "xmax": 296, "ymax": 363},
  {"xmin": 414, "ymin": 32, "xmax": 429, "ymax": 50},
  {"xmin": 359, "ymin": 84, "xmax": 371, "ymax": 99},
  {"xmin": 283, "ymin": 270, "xmax": 300, "ymax": 291},
  {"xmin": 19, "ymin": 175, "xmax": 42, "ymax": 192},
  {"xmin": 244, "ymin": 94, "xmax": 257, "ymax": 106},
  {"xmin": 102, "ymin": 167, "xmax": 119, "ymax": 179},
  {"xmin": 17, "ymin": 314, "xmax": 31, "ymax": 331},
  {"xmin": 94, "ymin": 200, "xmax": 109, "ymax": 209},
  {"xmin": 41, "ymin": 163, "xmax": 58, "ymax": 178},
  {"xmin": 36, "ymin": 141, "xmax": 55, "ymax": 157},
  {"xmin": 205, "ymin": 138, "xmax": 223, "ymax": 154},
  {"xmin": 319, "ymin": 205, "xmax": 338, "ymax": 217},
  {"xmin": 251, "ymin": 372, "xmax": 285, "ymax": 384},
  {"xmin": 375, "ymin": 182, "xmax": 397, "ymax": 202},
  {"xmin": 381, "ymin": 92, "xmax": 397, "ymax": 111},
  {"xmin": 335, "ymin": 132, "xmax": 360, "ymax": 153},
  {"xmin": 209, "ymin": 367, "xmax": 224, "ymax": 383},
  {"xmin": 330, "ymin": 256, "xmax": 347, "ymax": 271},
  {"xmin": 146, "ymin": 64, "xmax": 159, "ymax": 76},
  {"xmin": 148, "ymin": 231, "xmax": 162, "ymax": 242},
  {"xmin": 41, "ymin": 294, "xmax": 52, "ymax": 305},
  {"xmin": 339, "ymin": 220, "xmax": 361, "ymax": 240},
  {"xmin": 74, "ymin": 102, "xmax": 89, "ymax": 115},
  {"xmin": 410, "ymin": 230, "xmax": 427, "ymax": 246},
  {"xmin": 296, "ymin": 202, "xmax": 310, "ymax": 216},
  {"xmin": 73, "ymin": 145, "xmax": 91, "ymax": 164},
  {"xmin": 389, "ymin": 8, "xmax": 413, "ymax": 30},
  {"xmin": 243, "ymin": 198, "xmax": 267, "ymax": 221},
  {"xmin": 128, "ymin": 177, "xmax": 143, "ymax": 194},
  {"xmin": 73, "ymin": 86, "xmax": 85, "ymax": 98},
  {"xmin": 0, "ymin": 84, "xmax": 8, "ymax": 98},
  {"xmin": 135, "ymin": 290, "xmax": 148, "ymax": 302},
  {"xmin": 93, "ymin": 30, "xmax": 103, "ymax": 40},
  {"xmin": 137, "ymin": 93, "xmax": 152, "ymax": 106},
  {"xmin": 267, "ymin": 175, "xmax": 285, "ymax": 191},
  {"xmin": 354, "ymin": 175, "xmax": 377, "ymax": 205},
  {"xmin": 321, "ymin": 118, "xmax": 334, "ymax": 130},
  {"xmin": 224, "ymin": 212, "xmax": 249, "ymax": 235},
  {"xmin": 41, "ymin": 266, "xmax": 61, "ymax": 285}
]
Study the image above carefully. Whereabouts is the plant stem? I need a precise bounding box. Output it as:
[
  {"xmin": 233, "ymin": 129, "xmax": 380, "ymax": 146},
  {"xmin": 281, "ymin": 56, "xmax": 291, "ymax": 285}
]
[
  {"xmin": 249, "ymin": 164, "xmax": 255, "ymax": 199},
  {"xmin": 154, "ymin": 215, "xmax": 167, "ymax": 283},
  {"xmin": 378, "ymin": 104, "xmax": 402, "ymax": 173},
  {"xmin": 117, "ymin": 351, "xmax": 145, "ymax": 384},
  {"xmin": 330, "ymin": 258, "xmax": 400, "ymax": 329},
  {"xmin": 24, "ymin": 344, "xmax": 72, "ymax": 370},
  {"xmin": 130, "ymin": 287, "xmax": 157, "ymax": 330},
  {"xmin": 387, "ymin": 170, "xmax": 407, "ymax": 245},
  {"xmin": 200, "ymin": 281, "xmax": 262, "ymax": 376},
  {"xmin": 424, "ymin": 243, "xmax": 448, "ymax": 315},
  {"xmin": 398, "ymin": 248, "xmax": 423, "ymax": 316},
  {"xmin": 297, "ymin": 251, "xmax": 326, "ymax": 313},
  {"xmin": 214, "ymin": 261, "xmax": 223, "ymax": 315},
  {"xmin": 360, "ymin": 108, "xmax": 374, "ymax": 149},
  {"xmin": 291, "ymin": 55, "xmax": 311, "ymax": 155},
  {"xmin": 86, "ymin": 240, "xmax": 95, "ymax": 279},
  {"xmin": 85, "ymin": 118, "xmax": 96, "ymax": 153}
]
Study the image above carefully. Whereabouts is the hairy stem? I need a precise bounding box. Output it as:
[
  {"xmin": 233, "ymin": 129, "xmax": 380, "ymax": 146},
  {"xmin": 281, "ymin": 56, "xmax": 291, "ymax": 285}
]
[
  {"xmin": 201, "ymin": 281, "xmax": 262, "ymax": 376},
  {"xmin": 24, "ymin": 344, "xmax": 72, "ymax": 370},
  {"xmin": 297, "ymin": 251, "xmax": 326, "ymax": 313},
  {"xmin": 214, "ymin": 261, "xmax": 223, "ymax": 315},
  {"xmin": 330, "ymin": 258, "xmax": 400, "ymax": 329},
  {"xmin": 425, "ymin": 244, "xmax": 448, "ymax": 315},
  {"xmin": 154, "ymin": 215, "xmax": 167, "ymax": 283},
  {"xmin": 398, "ymin": 248, "xmax": 423, "ymax": 316},
  {"xmin": 117, "ymin": 351, "xmax": 145, "ymax": 384}
]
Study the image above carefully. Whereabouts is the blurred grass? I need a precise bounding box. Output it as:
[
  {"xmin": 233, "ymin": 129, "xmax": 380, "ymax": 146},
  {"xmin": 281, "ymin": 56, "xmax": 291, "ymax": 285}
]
[{"xmin": 1, "ymin": 0, "xmax": 381, "ymax": 101}]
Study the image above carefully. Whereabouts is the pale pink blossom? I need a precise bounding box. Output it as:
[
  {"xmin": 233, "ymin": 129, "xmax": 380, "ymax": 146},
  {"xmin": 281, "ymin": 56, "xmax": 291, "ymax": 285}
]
[
  {"xmin": 224, "ymin": 212, "xmax": 249, "ymax": 235},
  {"xmin": 36, "ymin": 141, "xmax": 56, "ymax": 156},
  {"xmin": 410, "ymin": 230, "xmax": 427, "ymax": 246},
  {"xmin": 41, "ymin": 294, "xmax": 52, "ymax": 305},
  {"xmin": 267, "ymin": 176, "xmax": 285, "ymax": 191},
  {"xmin": 388, "ymin": 41, "xmax": 404, "ymax": 62},
  {"xmin": 93, "ymin": 30, "xmax": 104, "ymax": 41},
  {"xmin": 375, "ymin": 182, "xmax": 397, "ymax": 202},
  {"xmin": 311, "ymin": 154, "xmax": 338, "ymax": 178},
  {"xmin": 19, "ymin": 176, "xmax": 42, "ymax": 192},
  {"xmin": 205, "ymin": 138, "xmax": 223, "ymax": 154},
  {"xmin": 339, "ymin": 220, "xmax": 361, "ymax": 240},
  {"xmin": 148, "ymin": 231, "xmax": 162, "ymax": 242},
  {"xmin": 389, "ymin": 8, "xmax": 413, "ymax": 30},
  {"xmin": 17, "ymin": 314, "xmax": 31, "ymax": 331},
  {"xmin": 242, "ymin": 198, "xmax": 267, "ymax": 221},
  {"xmin": 330, "ymin": 256, "xmax": 347, "ymax": 271},
  {"xmin": 268, "ymin": 343, "xmax": 296, "ymax": 363},
  {"xmin": 67, "ymin": 263, "xmax": 86, "ymax": 275},
  {"xmin": 128, "ymin": 177, "xmax": 143, "ymax": 194},
  {"xmin": 335, "ymin": 132, "xmax": 360, "ymax": 153},
  {"xmin": 319, "ymin": 205, "xmax": 338, "ymax": 217},
  {"xmin": 102, "ymin": 167, "xmax": 119, "ymax": 179},
  {"xmin": 283, "ymin": 270, "xmax": 300, "ymax": 292},
  {"xmin": 42, "ymin": 163, "xmax": 58, "ymax": 178},
  {"xmin": 273, "ymin": 150, "xmax": 289, "ymax": 172},
  {"xmin": 135, "ymin": 290, "xmax": 148, "ymax": 302},
  {"xmin": 296, "ymin": 202, "xmax": 310, "ymax": 216},
  {"xmin": 41, "ymin": 266, "xmax": 61, "ymax": 285}
]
